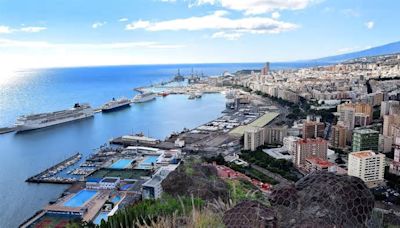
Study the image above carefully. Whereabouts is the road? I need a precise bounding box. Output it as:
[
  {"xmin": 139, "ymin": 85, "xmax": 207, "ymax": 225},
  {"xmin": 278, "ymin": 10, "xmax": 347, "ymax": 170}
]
[{"xmin": 251, "ymin": 164, "xmax": 294, "ymax": 186}]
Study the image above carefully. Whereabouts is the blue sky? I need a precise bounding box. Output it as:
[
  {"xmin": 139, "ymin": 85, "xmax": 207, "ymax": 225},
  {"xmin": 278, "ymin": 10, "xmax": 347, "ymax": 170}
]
[{"xmin": 0, "ymin": 0, "xmax": 399, "ymax": 68}]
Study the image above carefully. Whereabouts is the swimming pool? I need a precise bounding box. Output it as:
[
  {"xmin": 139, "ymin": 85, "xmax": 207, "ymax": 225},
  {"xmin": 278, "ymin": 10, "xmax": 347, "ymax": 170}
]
[
  {"xmin": 111, "ymin": 195, "xmax": 121, "ymax": 204},
  {"xmin": 93, "ymin": 212, "xmax": 109, "ymax": 225},
  {"xmin": 137, "ymin": 155, "xmax": 159, "ymax": 169},
  {"xmin": 63, "ymin": 190, "xmax": 97, "ymax": 207},
  {"xmin": 110, "ymin": 159, "xmax": 133, "ymax": 169}
]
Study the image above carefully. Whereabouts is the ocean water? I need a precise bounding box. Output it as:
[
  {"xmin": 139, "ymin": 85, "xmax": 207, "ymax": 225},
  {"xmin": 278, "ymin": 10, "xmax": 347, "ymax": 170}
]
[
  {"xmin": 0, "ymin": 63, "xmax": 271, "ymax": 227},
  {"xmin": 0, "ymin": 61, "xmax": 322, "ymax": 227}
]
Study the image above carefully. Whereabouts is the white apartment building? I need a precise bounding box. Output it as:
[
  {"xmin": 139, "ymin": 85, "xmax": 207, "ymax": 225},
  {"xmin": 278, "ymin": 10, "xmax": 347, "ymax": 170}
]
[
  {"xmin": 283, "ymin": 136, "xmax": 300, "ymax": 155},
  {"xmin": 348, "ymin": 150, "xmax": 385, "ymax": 188},
  {"xmin": 244, "ymin": 127, "xmax": 265, "ymax": 151}
]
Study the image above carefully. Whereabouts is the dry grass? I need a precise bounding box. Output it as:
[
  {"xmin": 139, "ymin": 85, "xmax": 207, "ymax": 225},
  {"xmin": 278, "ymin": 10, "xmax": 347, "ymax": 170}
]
[{"xmin": 134, "ymin": 196, "xmax": 234, "ymax": 228}]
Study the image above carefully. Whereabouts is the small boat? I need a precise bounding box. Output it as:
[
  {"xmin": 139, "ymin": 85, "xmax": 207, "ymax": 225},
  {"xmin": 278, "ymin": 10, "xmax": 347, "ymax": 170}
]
[{"xmin": 159, "ymin": 92, "xmax": 169, "ymax": 97}]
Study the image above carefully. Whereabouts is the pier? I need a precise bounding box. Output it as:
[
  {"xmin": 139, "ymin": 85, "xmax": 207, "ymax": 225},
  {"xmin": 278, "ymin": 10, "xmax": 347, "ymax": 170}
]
[{"xmin": 26, "ymin": 153, "xmax": 82, "ymax": 184}]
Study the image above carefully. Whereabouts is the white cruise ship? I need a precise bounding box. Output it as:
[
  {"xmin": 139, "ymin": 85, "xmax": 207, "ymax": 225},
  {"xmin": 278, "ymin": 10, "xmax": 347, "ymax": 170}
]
[
  {"xmin": 132, "ymin": 92, "xmax": 156, "ymax": 103},
  {"xmin": 101, "ymin": 97, "xmax": 131, "ymax": 112},
  {"xmin": 15, "ymin": 103, "xmax": 94, "ymax": 132}
]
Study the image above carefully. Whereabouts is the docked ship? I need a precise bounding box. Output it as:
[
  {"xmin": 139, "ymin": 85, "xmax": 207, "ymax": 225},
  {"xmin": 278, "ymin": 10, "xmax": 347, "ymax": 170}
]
[
  {"xmin": 132, "ymin": 92, "xmax": 156, "ymax": 103},
  {"xmin": 101, "ymin": 97, "xmax": 131, "ymax": 112},
  {"xmin": 15, "ymin": 103, "xmax": 94, "ymax": 132}
]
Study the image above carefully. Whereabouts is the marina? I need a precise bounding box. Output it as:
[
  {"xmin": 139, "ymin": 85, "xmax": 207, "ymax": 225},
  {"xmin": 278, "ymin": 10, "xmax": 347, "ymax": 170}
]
[{"xmin": 26, "ymin": 153, "xmax": 82, "ymax": 184}]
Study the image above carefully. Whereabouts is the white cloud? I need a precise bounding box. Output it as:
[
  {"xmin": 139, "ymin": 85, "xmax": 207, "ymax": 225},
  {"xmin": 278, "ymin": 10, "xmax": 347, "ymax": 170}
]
[
  {"xmin": 0, "ymin": 38, "xmax": 184, "ymax": 49},
  {"xmin": 125, "ymin": 11, "xmax": 298, "ymax": 39},
  {"xmin": 0, "ymin": 25, "xmax": 47, "ymax": 33},
  {"xmin": 211, "ymin": 31, "xmax": 242, "ymax": 40},
  {"xmin": 271, "ymin": 12, "xmax": 280, "ymax": 19},
  {"xmin": 92, "ymin": 22, "xmax": 106, "ymax": 29},
  {"xmin": 192, "ymin": 0, "xmax": 316, "ymax": 15},
  {"xmin": 126, "ymin": 20, "xmax": 151, "ymax": 30},
  {"xmin": 341, "ymin": 8, "xmax": 360, "ymax": 17},
  {"xmin": 118, "ymin": 18, "xmax": 129, "ymax": 22},
  {"xmin": 365, "ymin": 21, "xmax": 374, "ymax": 29},
  {"xmin": 20, "ymin": 26, "xmax": 47, "ymax": 33},
  {"xmin": 0, "ymin": 25, "xmax": 12, "ymax": 34}
]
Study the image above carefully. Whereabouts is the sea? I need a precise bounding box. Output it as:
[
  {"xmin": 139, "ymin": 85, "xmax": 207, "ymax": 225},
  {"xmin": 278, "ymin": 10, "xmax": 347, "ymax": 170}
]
[{"xmin": 0, "ymin": 62, "xmax": 321, "ymax": 227}]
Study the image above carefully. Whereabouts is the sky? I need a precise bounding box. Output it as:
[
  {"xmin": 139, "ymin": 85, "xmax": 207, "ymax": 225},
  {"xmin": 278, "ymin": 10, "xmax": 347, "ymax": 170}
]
[{"xmin": 0, "ymin": 0, "xmax": 399, "ymax": 69}]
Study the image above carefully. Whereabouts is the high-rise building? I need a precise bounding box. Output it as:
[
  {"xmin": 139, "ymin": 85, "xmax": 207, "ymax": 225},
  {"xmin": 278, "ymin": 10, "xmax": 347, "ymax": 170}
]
[
  {"xmin": 264, "ymin": 125, "xmax": 288, "ymax": 145},
  {"xmin": 354, "ymin": 113, "xmax": 370, "ymax": 127},
  {"xmin": 352, "ymin": 129, "xmax": 379, "ymax": 152},
  {"xmin": 381, "ymin": 100, "xmax": 400, "ymax": 118},
  {"xmin": 383, "ymin": 114, "xmax": 400, "ymax": 138},
  {"xmin": 244, "ymin": 127, "xmax": 265, "ymax": 151},
  {"xmin": 302, "ymin": 116, "xmax": 325, "ymax": 139},
  {"xmin": 338, "ymin": 106, "xmax": 355, "ymax": 130},
  {"xmin": 348, "ymin": 150, "xmax": 385, "ymax": 188},
  {"xmin": 330, "ymin": 124, "xmax": 347, "ymax": 149},
  {"xmin": 379, "ymin": 134, "xmax": 394, "ymax": 153},
  {"xmin": 294, "ymin": 138, "xmax": 328, "ymax": 167},
  {"xmin": 389, "ymin": 137, "xmax": 400, "ymax": 175},
  {"xmin": 283, "ymin": 136, "xmax": 300, "ymax": 155},
  {"xmin": 338, "ymin": 102, "xmax": 373, "ymax": 127},
  {"xmin": 261, "ymin": 62, "xmax": 270, "ymax": 75}
]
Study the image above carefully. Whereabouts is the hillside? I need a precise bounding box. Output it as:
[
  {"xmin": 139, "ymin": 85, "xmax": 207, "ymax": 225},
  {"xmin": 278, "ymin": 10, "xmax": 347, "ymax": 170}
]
[{"xmin": 313, "ymin": 41, "xmax": 400, "ymax": 63}]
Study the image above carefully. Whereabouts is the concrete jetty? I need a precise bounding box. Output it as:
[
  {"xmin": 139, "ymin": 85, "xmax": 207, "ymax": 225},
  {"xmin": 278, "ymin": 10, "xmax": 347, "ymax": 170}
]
[{"xmin": 26, "ymin": 153, "xmax": 82, "ymax": 184}]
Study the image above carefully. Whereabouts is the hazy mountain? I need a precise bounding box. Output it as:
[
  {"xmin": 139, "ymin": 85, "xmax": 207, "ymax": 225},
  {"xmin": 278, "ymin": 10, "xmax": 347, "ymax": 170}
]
[{"xmin": 312, "ymin": 41, "xmax": 400, "ymax": 63}]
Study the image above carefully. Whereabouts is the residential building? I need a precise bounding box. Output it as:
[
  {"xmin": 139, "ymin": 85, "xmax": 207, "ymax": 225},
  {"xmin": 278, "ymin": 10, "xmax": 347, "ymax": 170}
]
[
  {"xmin": 283, "ymin": 136, "xmax": 300, "ymax": 155},
  {"xmin": 348, "ymin": 150, "xmax": 385, "ymax": 188},
  {"xmin": 304, "ymin": 157, "xmax": 336, "ymax": 173},
  {"xmin": 381, "ymin": 100, "xmax": 400, "ymax": 117},
  {"xmin": 244, "ymin": 127, "xmax": 265, "ymax": 151},
  {"xmin": 264, "ymin": 125, "xmax": 288, "ymax": 145},
  {"xmin": 379, "ymin": 134, "xmax": 393, "ymax": 153},
  {"xmin": 293, "ymin": 138, "xmax": 328, "ymax": 167},
  {"xmin": 261, "ymin": 62, "xmax": 270, "ymax": 75},
  {"xmin": 383, "ymin": 114, "xmax": 400, "ymax": 138},
  {"xmin": 142, "ymin": 165, "xmax": 178, "ymax": 199},
  {"xmin": 302, "ymin": 116, "xmax": 325, "ymax": 139},
  {"xmin": 389, "ymin": 137, "xmax": 400, "ymax": 175},
  {"xmin": 352, "ymin": 129, "xmax": 379, "ymax": 152},
  {"xmin": 338, "ymin": 106, "xmax": 355, "ymax": 130},
  {"xmin": 338, "ymin": 102, "xmax": 373, "ymax": 128},
  {"xmin": 330, "ymin": 124, "xmax": 347, "ymax": 149},
  {"xmin": 354, "ymin": 113, "xmax": 370, "ymax": 127}
]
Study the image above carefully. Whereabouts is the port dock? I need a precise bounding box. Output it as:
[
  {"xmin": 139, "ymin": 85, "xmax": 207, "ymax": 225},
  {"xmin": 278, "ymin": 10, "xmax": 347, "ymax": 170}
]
[{"xmin": 26, "ymin": 153, "xmax": 82, "ymax": 184}]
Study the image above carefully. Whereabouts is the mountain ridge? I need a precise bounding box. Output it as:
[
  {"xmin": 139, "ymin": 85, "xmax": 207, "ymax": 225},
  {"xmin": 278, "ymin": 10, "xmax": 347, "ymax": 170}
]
[{"xmin": 310, "ymin": 40, "xmax": 400, "ymax": 63}]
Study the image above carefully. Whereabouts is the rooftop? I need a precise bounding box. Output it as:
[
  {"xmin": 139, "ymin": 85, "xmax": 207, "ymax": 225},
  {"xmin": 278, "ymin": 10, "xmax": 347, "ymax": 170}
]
[
  {"xmin": 229, "ymin": 112, "xmax": 280, "ymax": 136},
  {"xmin": 350, "ymin": 150, "xmax": 380, "ymax": 159},
  {"xmin": 353, "ymin": 128, "xmax": 379, "ymax": 134},
  {"xmin": 306, "ymin": 157, "xmax": 334, "ymax": 168},
  {"xmin": 263, "ymin": 147, "xmax": 292, "ymax": 160}
]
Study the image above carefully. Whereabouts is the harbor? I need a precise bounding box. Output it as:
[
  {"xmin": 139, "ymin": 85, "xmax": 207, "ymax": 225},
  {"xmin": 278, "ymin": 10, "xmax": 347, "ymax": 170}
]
[
  {"xmin": 0, "ymin": 63, "xmax": 260, "ymax": 227},
  {"xmin": 17, "ymin": 74, "xmax": 288, "ymax": 227},
  {"xmin": 26, "ymin": 153, "xmax": 82, "ymax": 184}
]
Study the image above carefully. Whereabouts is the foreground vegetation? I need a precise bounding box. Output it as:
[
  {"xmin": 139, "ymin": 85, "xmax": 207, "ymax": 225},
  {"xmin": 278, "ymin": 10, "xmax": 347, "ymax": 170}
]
[
  {"xmin": 240, "ymin": 149, "xmax": 300, "ymax": 182},
  {"xmin": 99, "ymin": 196, "xmax": 204, "ymax": 228}
]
